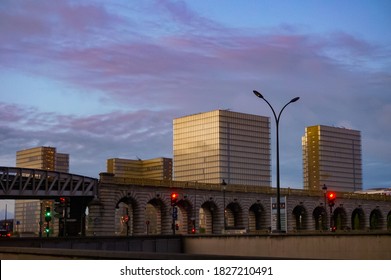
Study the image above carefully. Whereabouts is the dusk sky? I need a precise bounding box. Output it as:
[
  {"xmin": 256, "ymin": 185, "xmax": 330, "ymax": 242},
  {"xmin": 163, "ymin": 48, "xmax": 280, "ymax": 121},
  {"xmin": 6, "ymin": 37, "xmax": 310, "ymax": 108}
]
[{"xmin": 1, "ymin": 0, "xmax": 390, "ymax": 216}]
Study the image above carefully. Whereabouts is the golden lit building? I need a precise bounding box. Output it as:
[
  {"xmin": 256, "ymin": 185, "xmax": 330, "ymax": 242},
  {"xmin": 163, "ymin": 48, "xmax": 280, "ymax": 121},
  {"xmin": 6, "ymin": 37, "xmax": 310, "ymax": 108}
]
[
  {"xmin": 14, "ymin": 146, "xmax": 69, "ymax": 235},
  {"xmin": 173, "ymin": 110, "xmax": 271, "ymax": 186},
  {"xmin": 16, "ymin": 146, "xmax": 69, "ymax": 171},
  {"xmin": 302, "ymin": 125, "xmax": 362, "ymax": 192},
  {"xmin": 107, "ymin": 157, "xmax": 172, "ymax": 180}
]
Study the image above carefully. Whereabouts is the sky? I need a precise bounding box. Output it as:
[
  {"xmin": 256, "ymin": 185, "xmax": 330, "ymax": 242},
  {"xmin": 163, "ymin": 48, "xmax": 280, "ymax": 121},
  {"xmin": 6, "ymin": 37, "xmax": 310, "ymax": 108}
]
[{"xmin": 1, "ymin": 0, "xmax": 390, "ymax": 217}]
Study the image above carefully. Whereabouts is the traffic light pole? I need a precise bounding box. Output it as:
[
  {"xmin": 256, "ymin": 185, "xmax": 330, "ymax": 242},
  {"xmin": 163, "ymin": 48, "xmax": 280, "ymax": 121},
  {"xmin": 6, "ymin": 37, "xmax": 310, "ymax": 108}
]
[
  {"xmin": 326, "ymin": 191, "xmax": 336, "ymax": 231},
  {"xmin": 172, "ymin": 214, "xmax": 176, "ymax": 235},
  {"xmin": 171, "ymin": 193, "xmax": 178, "ymax": 235},
  {"xmin": 329, "ymin": 205, "xmax": 333, "ymax": 231},
  {"xmin": 172, "ymin": 206, "xmax": 177, "ymax": 235},
  {"xmin": 39, "ymin": 202, "xmax": 43, "ymax": 238}
]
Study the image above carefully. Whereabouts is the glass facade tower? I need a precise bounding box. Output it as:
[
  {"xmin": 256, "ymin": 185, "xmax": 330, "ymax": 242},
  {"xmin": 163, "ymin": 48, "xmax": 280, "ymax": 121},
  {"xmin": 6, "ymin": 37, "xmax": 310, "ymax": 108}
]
[
  {"xmin": 173, "ymin": 110, "xmax": 271, "ymax": 186},
  {"xmin": 302, "ymin": 125, "xmax": 362, "ymax": 192}
]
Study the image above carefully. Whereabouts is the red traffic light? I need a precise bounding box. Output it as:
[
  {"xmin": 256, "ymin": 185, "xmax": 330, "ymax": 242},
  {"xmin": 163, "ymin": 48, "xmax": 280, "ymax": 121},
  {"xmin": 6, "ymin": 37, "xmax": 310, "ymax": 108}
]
[
  {"xmin": 327, "ymin": 191, "xmax": 336, "ymax": 206},
  {"xmin": 171, "ymin": 192, "xmax": 179, "ymax": 206},
  {"xmin": 327, "ymin": 192, "xmax": 336, "ymax": 200}
]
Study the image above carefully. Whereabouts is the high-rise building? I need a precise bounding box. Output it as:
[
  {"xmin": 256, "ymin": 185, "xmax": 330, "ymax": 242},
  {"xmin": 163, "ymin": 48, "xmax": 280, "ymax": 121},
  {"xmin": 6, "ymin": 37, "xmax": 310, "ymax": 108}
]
[
  {"xmin": 15, "ymin": 146, "xmax": 69, "ymax": 236},
  {"xmin": 107, "ymin": 157, "xmax": 172, "ymax": 180},
  {"xmin": 173, "ymin": 110, "xmax": 271, "ymax": 186},
  {"xmin": 302, "ymin": 125, "xmax": 362, "ymax": 192},
  {"xmin": 16, "ymin": 146, "xmax": 69, "ymax": 172}
]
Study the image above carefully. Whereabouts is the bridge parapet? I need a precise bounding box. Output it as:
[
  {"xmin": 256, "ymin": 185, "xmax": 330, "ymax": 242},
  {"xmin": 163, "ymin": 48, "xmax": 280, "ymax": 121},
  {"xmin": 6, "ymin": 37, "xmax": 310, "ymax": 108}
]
[{"xmin": 99, "ymin": 173, "xmax": 391, "ymax": 201}]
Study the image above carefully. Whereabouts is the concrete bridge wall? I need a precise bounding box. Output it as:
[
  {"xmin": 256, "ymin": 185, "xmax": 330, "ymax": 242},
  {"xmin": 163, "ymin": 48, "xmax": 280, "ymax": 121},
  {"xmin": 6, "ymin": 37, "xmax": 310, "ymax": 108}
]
[
  {"xmin": 183, "ymin": 233, "xmax": 391, "ymax": 259},
  {"xmin": 0, "ymin": 233, "xmax": 390, "ymax": 259}
]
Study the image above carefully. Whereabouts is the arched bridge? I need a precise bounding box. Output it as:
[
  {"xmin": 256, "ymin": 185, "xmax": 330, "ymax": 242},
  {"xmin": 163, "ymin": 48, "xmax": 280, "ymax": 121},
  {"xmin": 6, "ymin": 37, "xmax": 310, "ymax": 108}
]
[
  {"xmin": 0, "ymin": 166, "xmax": 98, "ymax": 198},
  {"xmin": 87, "ymin": 173, "xmax": 391, "ymax": 236}
]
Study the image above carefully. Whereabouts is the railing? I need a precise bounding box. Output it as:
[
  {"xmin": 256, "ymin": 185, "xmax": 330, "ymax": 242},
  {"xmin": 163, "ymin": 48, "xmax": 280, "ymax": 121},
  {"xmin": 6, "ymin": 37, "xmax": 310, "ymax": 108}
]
[{"xmin": 99, "ymin": 173, "xmax": 391, "ymax": 201}]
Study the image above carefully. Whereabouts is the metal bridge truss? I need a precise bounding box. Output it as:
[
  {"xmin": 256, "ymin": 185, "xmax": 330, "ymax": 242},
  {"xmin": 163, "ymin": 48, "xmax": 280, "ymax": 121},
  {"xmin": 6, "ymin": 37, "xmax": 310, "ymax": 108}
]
[{"xmin": 0, "ymin": 166, "xmax": 98, "ymax": 198}]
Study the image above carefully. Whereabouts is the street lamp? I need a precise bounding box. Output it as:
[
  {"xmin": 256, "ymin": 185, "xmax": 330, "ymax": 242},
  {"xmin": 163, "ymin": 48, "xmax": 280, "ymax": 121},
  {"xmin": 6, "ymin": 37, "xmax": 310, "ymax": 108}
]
[
  {"xmin": 322, "ymin": 184, "xmax": 328, "ymax": 230},
  {"xmin": 322, "ymin": 184, "xmax": 328, "ymax": 206},
  {"xmin": 222, "ymin": 179, "xmax": 227, "ymax": 231},
  {"xmin": 253, "ymin": 90, "xmax": 300, "ymax": 232}
]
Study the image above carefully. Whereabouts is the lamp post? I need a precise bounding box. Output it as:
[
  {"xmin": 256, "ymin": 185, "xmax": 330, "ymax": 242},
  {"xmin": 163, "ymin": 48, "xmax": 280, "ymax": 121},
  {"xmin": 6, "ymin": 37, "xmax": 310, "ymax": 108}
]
[
  {"xmin": 322, "ymin": 184, "xmax": 328, "ymax": 230},
  {"xmin": 253, "ymin": 90, "xmax": 300, "ymax": 232},
  {"xmin": 222, "ymin": 179, "xmax": 227, "ymax": 231}
]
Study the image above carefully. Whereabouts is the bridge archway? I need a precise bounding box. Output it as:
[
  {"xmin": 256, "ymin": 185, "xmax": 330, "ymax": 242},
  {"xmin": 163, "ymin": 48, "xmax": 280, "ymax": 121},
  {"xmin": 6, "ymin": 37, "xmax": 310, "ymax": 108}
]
[
  {"xmin": 370, "ymin": 209, "xmax": 383, "ymax": 230},
  {"xmin": 145, "ymin": 198, "xmax": 164, "ymax": 235},
  {"xmin": 313, "ymin": 206, "xmax": 327, "ymax": 230},
  {"xmin": 351, "ymin": 208, "xmax": 365, "ymax": 230},
  {"xmin": 292, "ymin": 205, "xmax": 307, "ymax": 230},
  {"xmin": 333, "ymin": 207, "xmax": 348, "ymax": 230},
  {"xmin": 199, "ymin": 201, "xmax": 218, "ymax": 234},
  {"xmin": 248, "ymin": 203, "xmax": 265, "ymax": 231},
  {"xmin": 226, "ymin": 201, "xmax": 243, "ymax": 229},
  {"xmin": 115, "ymin": 196, "xmax": 137, "ymax": 236},
  {"xmin": 175, "ymin": 199, "xmax": 193, "ymax": 234}
]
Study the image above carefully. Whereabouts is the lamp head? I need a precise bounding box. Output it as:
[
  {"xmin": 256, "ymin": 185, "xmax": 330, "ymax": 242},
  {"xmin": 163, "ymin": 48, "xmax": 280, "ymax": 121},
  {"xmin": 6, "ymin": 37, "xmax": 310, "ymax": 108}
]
[
  {"xmin": 253, "ymin": 90, "xmax": 264, "ymax": 99},
  {"xmin": 290, "ymin": 97, "xmax": 300, "ymax": 103}
]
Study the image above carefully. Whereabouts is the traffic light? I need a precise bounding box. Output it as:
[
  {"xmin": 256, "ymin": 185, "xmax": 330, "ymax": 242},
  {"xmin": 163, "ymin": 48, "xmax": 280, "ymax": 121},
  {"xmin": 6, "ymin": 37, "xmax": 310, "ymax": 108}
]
[
  {"xmin": 54, "ymin": 197, "xmax": 66, "ymax": 217},
  {"xmin": 60, "ymin": 197, "xmax": 66, "ymax": 205},
  {"xmin": 44, "ymin": 207, "xmax": 52, "ymax": 222},
  {"xmin": 45, "ymin": 226, "xmax": 50, "ymax": 234},
  {"xmin": 171, "ymin": 192, "xmax": 178, "ymax": 206},
  {"xmin": 327, "ymin": 191, "xmax": 336, "ymax": 207}
]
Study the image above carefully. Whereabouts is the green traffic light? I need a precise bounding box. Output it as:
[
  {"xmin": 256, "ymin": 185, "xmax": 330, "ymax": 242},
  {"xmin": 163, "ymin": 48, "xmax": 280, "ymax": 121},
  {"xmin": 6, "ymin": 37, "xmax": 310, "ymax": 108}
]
[{"xmin": 45, "ymin": 207, "xmax": 52, "ymax": 222}]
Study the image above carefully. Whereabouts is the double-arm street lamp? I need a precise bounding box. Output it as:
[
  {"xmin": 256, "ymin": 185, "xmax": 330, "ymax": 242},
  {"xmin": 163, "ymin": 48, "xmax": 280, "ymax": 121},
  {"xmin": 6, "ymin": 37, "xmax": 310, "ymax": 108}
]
[{"xmin": 253, "ymin": 90, "xmax": 300, "ymax": 232}]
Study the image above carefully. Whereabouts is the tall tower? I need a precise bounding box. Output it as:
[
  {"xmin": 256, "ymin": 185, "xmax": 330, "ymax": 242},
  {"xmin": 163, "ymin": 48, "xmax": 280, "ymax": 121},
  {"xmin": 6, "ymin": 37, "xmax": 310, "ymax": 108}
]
[
  {"xmin": 15, "ymin": 146, "xmax": 69, "ymax": 235},
  {"xmin": 173, "ymin": 110, "xmax": 271, "ymax": 186},
  {"xmin": 302, "ymin": 125, "xmax": 362, "ymax": 192}
]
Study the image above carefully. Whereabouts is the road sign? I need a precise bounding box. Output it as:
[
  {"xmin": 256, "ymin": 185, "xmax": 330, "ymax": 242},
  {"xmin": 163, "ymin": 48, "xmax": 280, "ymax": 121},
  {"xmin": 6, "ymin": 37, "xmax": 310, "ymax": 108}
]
[
  {"xmin": 271, "ymin": 196, "xmax": 287, "ymax": 232},
  {"xmin": 172, "ymin": 206, "xmax": 178, "ymax": 220}
]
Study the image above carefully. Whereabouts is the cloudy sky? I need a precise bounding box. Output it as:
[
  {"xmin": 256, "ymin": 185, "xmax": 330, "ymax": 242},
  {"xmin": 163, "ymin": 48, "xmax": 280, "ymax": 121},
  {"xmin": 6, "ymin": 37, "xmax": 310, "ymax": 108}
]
[{"xmin": 0, "ymin": 0, "xmax": 390, "ymax": 214}]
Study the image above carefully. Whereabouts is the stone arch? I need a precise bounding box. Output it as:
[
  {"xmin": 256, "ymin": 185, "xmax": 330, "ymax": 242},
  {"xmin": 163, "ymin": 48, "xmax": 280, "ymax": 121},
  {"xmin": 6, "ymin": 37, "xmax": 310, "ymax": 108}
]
[
  {"xmin": 248, "ymin": 203, "xmax": 265, "ymax": 231},
  {"xmin": 175, "ymin": 198, "xmax": 193, "ymax": 234},
  {"xmin": 199, "ymin": 200, "xmax": 219, "ymax": 234},
  {"xmin": 114, "ymin": 195, "xmax": 137, "ymax": 236},
  {"xmin": 292, "ymin": 205, "xmax": 307, "ymax": 230},
  {"xmin": 351, "ymin": 208, "xmax": 365, "ymax": 230},
  {"xmin": 145, "ymin": 197, "xmax": 165, "ymax": 235},
  {"xmin": 333, "ymin": 207, "xmax": 348, "ymax": 230},
  {"xmin": 370, "ymin": 209, "xmax": 383, "ymax": 230},
  {"xmin": 226, "ymin": 201, "xmax": 244, "ymax": 229},
  {"xmin": 313, "ymin": 206, "xmax": 327, "ymax": 230}
]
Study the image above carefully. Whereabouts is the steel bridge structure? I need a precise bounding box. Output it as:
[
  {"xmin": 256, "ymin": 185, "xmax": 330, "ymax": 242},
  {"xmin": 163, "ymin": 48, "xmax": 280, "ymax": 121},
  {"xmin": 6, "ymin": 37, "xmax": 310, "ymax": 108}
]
[{"xmin": 0, "ymin": 166, "xmax": 98, "ymax": 198}]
